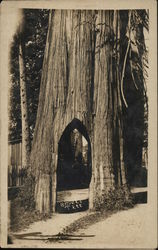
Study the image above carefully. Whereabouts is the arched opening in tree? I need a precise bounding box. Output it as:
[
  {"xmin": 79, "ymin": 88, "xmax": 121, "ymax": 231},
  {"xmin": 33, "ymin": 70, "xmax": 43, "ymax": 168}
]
[{"xmin": 56, "ymin": 118, "xmax": 92, "ymax": 213}]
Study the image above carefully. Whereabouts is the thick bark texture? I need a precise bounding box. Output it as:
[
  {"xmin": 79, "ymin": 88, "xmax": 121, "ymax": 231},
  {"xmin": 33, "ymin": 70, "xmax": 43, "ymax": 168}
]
[
  {"xmin": 30, "ymin": 10, "xmax": 127, "ymax": 213},
  {"xmin": 91, "ymin": 10, "xmax": 115, "ymax": 206},
  {"xmin": 112, "ymin": 10, "xmax": 127, "ymax": 187},
  {"xmin": 19, "ymin": 43, "xmax": 31, "ymax": 168}
]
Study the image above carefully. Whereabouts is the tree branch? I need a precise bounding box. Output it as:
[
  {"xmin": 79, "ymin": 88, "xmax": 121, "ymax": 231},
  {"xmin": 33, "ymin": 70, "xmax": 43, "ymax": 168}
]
[{"xmin": 120, "ymin": 10, "xmax": 132, "ymax": 108}]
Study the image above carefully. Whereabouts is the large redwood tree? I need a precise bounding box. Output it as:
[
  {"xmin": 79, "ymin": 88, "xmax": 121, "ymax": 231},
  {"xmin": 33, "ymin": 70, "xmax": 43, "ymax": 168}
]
[{"xmin": 30, "ymin": 10, "xmax": 147, "ymax": 213}]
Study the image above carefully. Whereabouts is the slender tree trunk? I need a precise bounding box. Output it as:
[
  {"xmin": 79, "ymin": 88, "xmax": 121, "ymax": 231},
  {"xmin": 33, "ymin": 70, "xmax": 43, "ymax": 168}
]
[
  {"xmin": 19, "ymin": 42, "xmax": 31, "ymax": 168},
  {"xmin": 135, "ymin": 17, "xmax": 146, "ymax": 172}
]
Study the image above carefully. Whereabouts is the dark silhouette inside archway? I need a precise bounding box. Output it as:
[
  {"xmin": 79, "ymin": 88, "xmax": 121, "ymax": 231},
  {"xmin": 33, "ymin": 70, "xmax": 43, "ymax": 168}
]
[{"xmin": 56, "ymin": 118, "xmax": 92, "ymax": 213}]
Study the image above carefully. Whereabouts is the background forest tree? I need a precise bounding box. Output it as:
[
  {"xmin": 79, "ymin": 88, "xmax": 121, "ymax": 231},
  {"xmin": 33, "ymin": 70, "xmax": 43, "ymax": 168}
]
[
  {"xmin": 9, "ymin": 9, "xmax": 148, "ymax": 214},
  {"xmin": 9, "ymin": 9, "xmax": 49, "ymax": 142}
]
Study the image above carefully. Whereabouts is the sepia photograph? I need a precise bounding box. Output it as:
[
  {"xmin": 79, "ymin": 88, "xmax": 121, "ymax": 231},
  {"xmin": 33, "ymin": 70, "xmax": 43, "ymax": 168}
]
[{"xmin": 0, "ymin": 0, "xmax": 157, "ymax": 248}]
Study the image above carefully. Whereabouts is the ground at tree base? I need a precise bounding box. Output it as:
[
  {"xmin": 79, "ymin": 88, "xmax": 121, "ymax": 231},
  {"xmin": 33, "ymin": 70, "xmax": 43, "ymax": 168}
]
[{"xmin": 9, "ymin": 203, "xmax": 154, "ymax": 248}]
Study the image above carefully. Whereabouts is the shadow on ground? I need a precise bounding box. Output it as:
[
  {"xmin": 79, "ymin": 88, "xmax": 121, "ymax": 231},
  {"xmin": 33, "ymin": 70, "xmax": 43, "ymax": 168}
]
[
  {"xmin": 131, "ymin": 186, "xmax": 147, "ymax": 204},
  {"xmin": 132, "ymin": 191, "xmax": 147, "ymax": 204},
  {"xmin": 12, "ymin": 232, "xmax": 94, "ymax": 243}
]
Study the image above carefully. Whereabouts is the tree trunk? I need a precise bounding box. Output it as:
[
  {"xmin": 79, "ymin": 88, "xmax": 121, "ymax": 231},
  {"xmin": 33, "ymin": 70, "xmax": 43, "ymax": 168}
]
[
  {"xmin": 113, "ymin": 10, "xmax": 127, "ymax": 187},
  {"xmin": 89, "ymin": 10, "xmax": 115, "ymax": 208},
  {"xmin": 30, "ymin": 10, "xmax": 127, "ymax": 213},
  {"xmin": 19, "ymin": 43, "xmax": 31, "ymax": 168}
]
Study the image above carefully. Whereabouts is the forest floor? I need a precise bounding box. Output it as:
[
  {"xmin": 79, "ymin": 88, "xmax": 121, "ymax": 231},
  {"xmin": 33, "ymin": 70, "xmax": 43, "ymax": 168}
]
[{"xmin": 9, "ymin": 202, "xmax": 153, "ymax": 248}]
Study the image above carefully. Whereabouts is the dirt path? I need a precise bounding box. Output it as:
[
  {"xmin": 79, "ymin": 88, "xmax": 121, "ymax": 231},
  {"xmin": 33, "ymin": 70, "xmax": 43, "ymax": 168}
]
[
  {"xmin": 10, "ymin": 204, "xmax": 154, "ymax": 248},
  {"xmin": 11, "ymin": 210, "xmax": 91, "ymax": 247}
]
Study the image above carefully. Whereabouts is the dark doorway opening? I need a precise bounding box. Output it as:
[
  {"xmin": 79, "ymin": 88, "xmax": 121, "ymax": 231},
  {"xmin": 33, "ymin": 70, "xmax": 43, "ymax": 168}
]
[{"xmin": 56, "ymin": 118, "xmax": 92, "ymax": 213}]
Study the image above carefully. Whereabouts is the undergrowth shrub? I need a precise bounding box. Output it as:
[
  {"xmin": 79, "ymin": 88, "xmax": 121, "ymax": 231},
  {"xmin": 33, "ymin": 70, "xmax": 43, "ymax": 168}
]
[
  {"xmin": 94, "ymin": 186, "xmax": 134, "ymax": 211},
  {"xmin": 15, "ymin": 173, "xmax": 35, "ymax": 211},
  {"xmin": 10, "ymin": 174, "xmax": 51, "ymax": 232}
]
